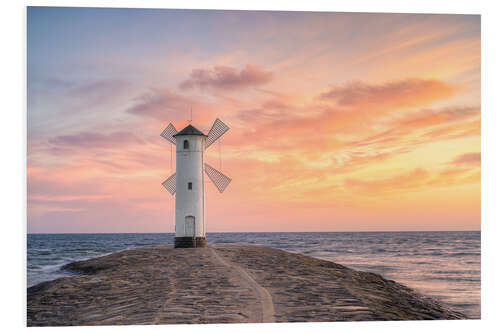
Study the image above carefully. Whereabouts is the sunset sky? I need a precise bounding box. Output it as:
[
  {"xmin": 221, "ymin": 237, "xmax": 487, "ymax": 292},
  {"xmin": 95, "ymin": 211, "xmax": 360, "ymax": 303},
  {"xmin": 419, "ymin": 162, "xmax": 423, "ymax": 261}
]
[{"xmin": 27, "ymin": 7, "xmax": 480, "ymax": 233}]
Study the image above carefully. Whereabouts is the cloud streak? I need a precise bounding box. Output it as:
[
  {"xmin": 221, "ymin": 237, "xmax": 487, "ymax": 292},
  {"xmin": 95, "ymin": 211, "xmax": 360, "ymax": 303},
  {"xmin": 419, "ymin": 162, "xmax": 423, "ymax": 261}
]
[
  {"xmin": 449, "ymin": 152, "xmax": 481, "ymax": 166},
  {"xmin": 126, "ymin": 89, "xmax": 195, "ymax": 121},
  {"xmin": 352, "ymin": 107, "xmax": 480, "ymax": 149},
  {"xmin": 231, "ymin": 79, "xmax": 468, "ymax": 155},
  {"xmin": 318, "ymin": 79, "xmax": 456, "ymax": 110},
  {"xmin": 48, "ymin": 131, "xmax": 144, "ymax": 149},
  {"xmin": 345, "ymin": 168, "xmax": 430, "ymax": 194},
  {"xmin": 179, "ymin": 65, "xmax": 272, "ymax": 91}
]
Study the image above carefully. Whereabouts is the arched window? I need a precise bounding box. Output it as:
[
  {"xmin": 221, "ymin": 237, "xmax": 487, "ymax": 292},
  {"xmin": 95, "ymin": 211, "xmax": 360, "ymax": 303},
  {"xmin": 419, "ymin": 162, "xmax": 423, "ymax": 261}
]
[
  {"xmin": 188, "ymin": 182, "xmax": 192, "ymax": 190},
  {"xmin": 183, "ymin": 139, "xmax": 189, "ymax": 149}
]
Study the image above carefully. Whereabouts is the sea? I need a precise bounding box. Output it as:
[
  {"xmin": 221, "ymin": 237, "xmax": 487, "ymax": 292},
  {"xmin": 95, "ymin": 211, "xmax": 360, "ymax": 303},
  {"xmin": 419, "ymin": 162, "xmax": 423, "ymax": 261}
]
[{"xmin": 27, "ymin": 231, "xmax": 480, "ymax": 319}]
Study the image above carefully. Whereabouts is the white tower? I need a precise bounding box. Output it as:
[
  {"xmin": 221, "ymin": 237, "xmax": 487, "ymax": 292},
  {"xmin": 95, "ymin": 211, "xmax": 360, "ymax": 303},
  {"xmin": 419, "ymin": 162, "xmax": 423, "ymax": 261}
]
[{"xmin": 161, "ymin": 119, "xmax": 231, "ymax": 248}]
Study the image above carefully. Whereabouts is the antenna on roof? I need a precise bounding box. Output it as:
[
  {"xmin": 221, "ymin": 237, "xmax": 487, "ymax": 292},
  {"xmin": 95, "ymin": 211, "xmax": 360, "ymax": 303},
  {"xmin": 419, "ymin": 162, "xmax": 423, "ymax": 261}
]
[{"xmin": 189, "ymin": 106, "xmax": 192, "ymax": 123}]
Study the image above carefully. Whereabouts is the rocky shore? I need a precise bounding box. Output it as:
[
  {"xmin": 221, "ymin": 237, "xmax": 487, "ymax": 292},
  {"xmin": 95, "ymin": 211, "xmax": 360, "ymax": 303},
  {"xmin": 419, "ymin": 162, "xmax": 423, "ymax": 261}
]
[{"xmin": 27, "ymin": 245, "xmax": 466, "ymax": 326}]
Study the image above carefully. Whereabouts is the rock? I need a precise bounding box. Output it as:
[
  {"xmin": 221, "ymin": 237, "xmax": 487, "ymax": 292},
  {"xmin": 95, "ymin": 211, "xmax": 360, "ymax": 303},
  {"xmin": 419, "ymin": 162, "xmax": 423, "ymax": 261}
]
[{"xmin": 27, "ymin": 245, "xmax": 466, "ymax": 326}]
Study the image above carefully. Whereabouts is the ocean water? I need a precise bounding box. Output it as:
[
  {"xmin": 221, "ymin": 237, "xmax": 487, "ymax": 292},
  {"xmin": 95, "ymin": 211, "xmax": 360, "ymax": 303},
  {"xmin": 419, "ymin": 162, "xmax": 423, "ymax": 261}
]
[{"xmin": 27, "ymin": 231, "xmax": 480, "ymax": 319}]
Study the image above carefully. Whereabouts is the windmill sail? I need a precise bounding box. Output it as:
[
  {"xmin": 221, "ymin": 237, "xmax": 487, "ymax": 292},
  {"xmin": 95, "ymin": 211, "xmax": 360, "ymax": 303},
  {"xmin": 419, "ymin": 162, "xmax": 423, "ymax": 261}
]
[
  {"xmin": 205, "ymin": 118, "xmax": 229, "ymax": 149},
  {"xmin": 162, "ymin": 173, "xmax": 176, "ymax": 195},
  {"xmin": 204, "ymin": 163, "xmax": 231, "ymax": 193},
  {"xmin": 160, "ymin": 123, "xmax": 178, "ymax": 145}
]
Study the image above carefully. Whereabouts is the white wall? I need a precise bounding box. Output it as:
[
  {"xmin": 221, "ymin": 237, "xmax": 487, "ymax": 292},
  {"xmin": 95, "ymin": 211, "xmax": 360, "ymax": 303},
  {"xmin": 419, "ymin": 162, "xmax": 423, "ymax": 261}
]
[{"xmin": 174, "ymin": 135, "xmax": 205, "ymax": 238}]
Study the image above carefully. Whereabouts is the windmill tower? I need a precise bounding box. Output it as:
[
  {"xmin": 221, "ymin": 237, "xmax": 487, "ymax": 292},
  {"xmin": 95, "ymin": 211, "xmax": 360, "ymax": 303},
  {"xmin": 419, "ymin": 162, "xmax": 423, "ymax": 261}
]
[{"xmin": 161, "ymin": 119, "xmax": 231, "ymax": 248}]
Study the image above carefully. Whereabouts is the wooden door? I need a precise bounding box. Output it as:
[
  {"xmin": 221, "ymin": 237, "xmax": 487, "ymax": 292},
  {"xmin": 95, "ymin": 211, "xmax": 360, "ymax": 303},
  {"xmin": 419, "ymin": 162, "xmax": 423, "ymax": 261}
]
[{"xmin": 185, "ymin": 216, "xmax": 195, "ymax": 237}]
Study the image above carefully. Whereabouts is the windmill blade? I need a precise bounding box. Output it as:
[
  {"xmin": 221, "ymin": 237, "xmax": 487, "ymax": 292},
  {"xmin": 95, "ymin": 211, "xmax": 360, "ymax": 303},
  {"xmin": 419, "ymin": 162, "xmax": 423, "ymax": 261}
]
[
  {"xmin": 162, "ymin": 173, "xmax": 176, "ymax": 195},
  {"xmin": 204, "ymin": 163, "xmax": 231, "ymax": 193},
  {"xmin": 205, "ymin": 118, "xmax": 229, "ymax": 149},
  {"xmin": 160, "ymin": 123, "xmax": 177, "ymax": 145}
]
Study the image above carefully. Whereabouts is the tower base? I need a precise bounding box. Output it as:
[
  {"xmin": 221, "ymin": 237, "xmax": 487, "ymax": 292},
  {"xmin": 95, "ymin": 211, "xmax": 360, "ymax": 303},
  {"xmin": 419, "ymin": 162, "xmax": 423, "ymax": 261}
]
[{"xmin": 174, "ymin": 237, "xmax": 207, "ymax": 248}]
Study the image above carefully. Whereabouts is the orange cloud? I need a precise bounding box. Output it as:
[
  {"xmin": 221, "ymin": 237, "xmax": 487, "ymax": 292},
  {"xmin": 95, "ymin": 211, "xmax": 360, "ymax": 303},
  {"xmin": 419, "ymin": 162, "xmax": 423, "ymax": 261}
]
[
  {"xmin": 427, "ymin": 168, "xmax": 480, "ymax": 187},
  {"xmin": 318, "ymin": 79, "xmax": 456, "ymax": 110},
  {"xmin": 345, "ymin": 168, "xmax": 430, "ymax": 194},
  {"xmin": 448, "ymin": 152, "xmax": 481, "ymax": 166},
  {"xmin": 352, "ymin": 107, "xmax": 480, "ymax": 149},
  {"xmin": 344, "ymin": 165, "xmax": 480, "ymax": 197},
  {"xmin": 235, "ymin": 78, "xmax": 458, "ymax": 141},
  {"xmin": 223, "ymin": 80, "xmax": 469, "ymax": 179}
]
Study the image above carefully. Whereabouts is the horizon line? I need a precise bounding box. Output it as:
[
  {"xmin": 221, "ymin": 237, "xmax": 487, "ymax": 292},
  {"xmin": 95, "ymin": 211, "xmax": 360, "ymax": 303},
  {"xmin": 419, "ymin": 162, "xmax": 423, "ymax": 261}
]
[{"xmin": 27, "ymin": 230, "xmax": 481, "ymax": 235}]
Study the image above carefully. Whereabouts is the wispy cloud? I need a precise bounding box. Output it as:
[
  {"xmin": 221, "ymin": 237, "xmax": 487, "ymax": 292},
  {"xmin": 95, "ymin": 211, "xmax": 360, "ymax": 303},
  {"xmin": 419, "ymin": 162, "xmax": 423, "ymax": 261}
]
[
  {"xmin": 345, "ymin": 168, "xmax": 430, "ymax": 194},
  {"xmin": 69, "ymin": 79, "xmax": 128, "ymax": 97},
  {"xmin": 318, "ymin": 79, "xmax": 456, "ymax": 110},
  {"xmin": 345, "ymin": 165, "xmax": 479, "ymax": 196},
  {"xmin": 231, "ymin": 79, "xmax": 466, "ymax": 154},
  {"xmin": 48, "ymin": 131, "xmax": 144, "ymax": 149},
  {"xmin": 449, "ymin": 152, "xmax": 481, "ymax": 166},
  {"xmin": 126, "ymin": 88, "xmax": 192, "ymax": 120},
  {"xmin": 352, "ymin": 107, "xmax": 480, "ymax": 148},
  {"xmin": 179, "ymin": 65, "xmax": 272, "ymax": 91}
]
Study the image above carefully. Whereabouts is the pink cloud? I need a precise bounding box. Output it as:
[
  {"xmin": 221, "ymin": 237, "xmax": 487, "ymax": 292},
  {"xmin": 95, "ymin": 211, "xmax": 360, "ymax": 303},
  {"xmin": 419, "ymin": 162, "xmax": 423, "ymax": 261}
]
[
  {"xmin": 229, "ymin": 89, "xmax": 471, "ymax": 159},
  {"xmin": 318, "ymin": 79, "xmax": 456, "ymax": 109},
  {"xmin": 126, "ymin": 88, "xmax": 195, "ymax": 121},
  {"xmin": 125, "ymin": 88, "xmax": 221, "ymax": 127},
  {"xmin": 352, "ymin": 107, "xmax": 480, "ymax": 148},
  {"xmin": 449, "ymin": 152, "xmax": 481, "ymax": 166},
  {"xmin": 179, "ymin": 64, "xmax": 272, "ymax": 90},
  {"xmin": 345, "ymin": 165, "xmax": 480, "ymax": 196},
  {"xmin": 48, "ymin": 131, "xmax": 144, "ymax": 149},
  {"xmin": 345, "ymin": 168, "xmax": 430, "ymax": 194},
  {"xmin": 69, "ymin": 79, "xmax": 128, "ymax": 98}
]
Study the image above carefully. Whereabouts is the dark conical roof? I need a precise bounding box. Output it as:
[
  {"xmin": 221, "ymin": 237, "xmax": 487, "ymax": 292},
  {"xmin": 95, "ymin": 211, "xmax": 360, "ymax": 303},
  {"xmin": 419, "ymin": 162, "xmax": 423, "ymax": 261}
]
[{"xmin": 172, "ymin": 124, "xmax": 206, "ymax": 137}]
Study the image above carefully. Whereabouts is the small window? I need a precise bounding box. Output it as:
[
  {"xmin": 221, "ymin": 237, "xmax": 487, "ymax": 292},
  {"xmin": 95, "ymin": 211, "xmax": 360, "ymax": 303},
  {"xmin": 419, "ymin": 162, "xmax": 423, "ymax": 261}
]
[
  {"xmin": 188, "ymin": 182, "xmax": 192, "ymax": 190},
  {"xmin": 183, "ymin": 140, "xmax": 189, "ymax": 149}
]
